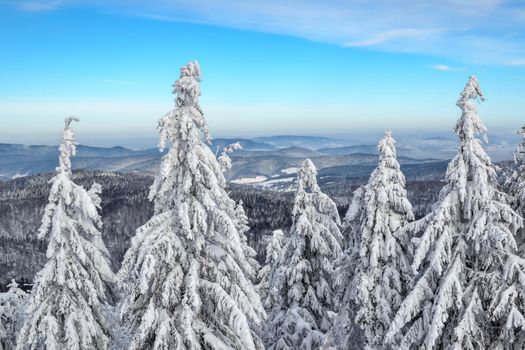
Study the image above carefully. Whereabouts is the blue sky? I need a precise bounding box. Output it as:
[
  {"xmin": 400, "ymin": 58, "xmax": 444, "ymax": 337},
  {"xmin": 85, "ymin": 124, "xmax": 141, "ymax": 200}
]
[{"xmin": 1, "ymin": 0, "xmax": 525, "ymax": 148}]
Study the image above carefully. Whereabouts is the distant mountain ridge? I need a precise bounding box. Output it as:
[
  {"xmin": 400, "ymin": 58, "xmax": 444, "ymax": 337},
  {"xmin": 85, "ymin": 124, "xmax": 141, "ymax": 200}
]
[
  {"xmin": 210, "ymin": 138, "xmax": 275, "ymax": 152},
  {"xmin": 317, "ymin": 144, "xmax": 378, "ymax": 155},
  {"xmin": 0, "ymin": 136, "xmax": 444, "ymax": 182},
  {"xmin": 0, "ymin": 143, "xmax": 161, "ymax": 180},
  {"xmin": 253, "ymin": 135, "xmax": 350, "ymax": 149}
]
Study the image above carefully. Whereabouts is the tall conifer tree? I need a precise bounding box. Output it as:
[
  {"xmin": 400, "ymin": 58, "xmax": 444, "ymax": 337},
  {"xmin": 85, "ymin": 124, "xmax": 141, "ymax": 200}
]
[
  {"xmin": 265, "ymin": 159, "xmax": 343, "ymax": 349},
  {"xmin": 118, "ymin": 61, "xmax": 265, "ymax": 350},
  {"xmin": 330, "ymin": 130, "xmax": 414, "ymax": 349},
  {"xmin": 387, "ymin": 76, "xmax": 524, "ymax": 350},
  {"xmin": 16, "ymin": 118, "xmax": 115, "ymax": 350}
]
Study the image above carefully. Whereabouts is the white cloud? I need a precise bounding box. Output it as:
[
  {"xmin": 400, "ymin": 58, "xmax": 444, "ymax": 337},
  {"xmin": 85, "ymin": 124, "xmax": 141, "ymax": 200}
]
[
  {"xmin": 429, "ymin": 64, "xmax": 467, "ymax": 71},
  {"xmin": 430, "ymin": 64, "xmax": 451, "ymax": 71},
  {"xmin": 10, "ymin": 0, "xmax": 525, "ymax": 65},
  {"xmin": 344, "ymin": 28, "xmax": 446, "ymax": 47},
  {"xmin": 506, "ymin": 59, "xmax": 525, "ymax": 66}
]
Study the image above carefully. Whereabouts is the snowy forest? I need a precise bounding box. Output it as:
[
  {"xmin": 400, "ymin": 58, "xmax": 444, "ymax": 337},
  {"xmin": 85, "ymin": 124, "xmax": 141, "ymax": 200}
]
[{"xmin": 2, "ymin": 61, "xmax": 525, "ymax": 350}]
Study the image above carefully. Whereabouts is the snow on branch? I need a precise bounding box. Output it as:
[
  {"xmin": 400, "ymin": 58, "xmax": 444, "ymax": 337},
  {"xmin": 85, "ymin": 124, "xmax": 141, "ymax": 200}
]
[{"xmin": 218, "ymin": 142, "xmax": 242, "ymax": 172}]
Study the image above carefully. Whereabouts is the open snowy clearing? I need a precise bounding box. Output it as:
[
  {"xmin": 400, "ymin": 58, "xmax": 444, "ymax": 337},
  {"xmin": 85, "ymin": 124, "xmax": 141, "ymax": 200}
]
[
  {"xmin": 281, "ymin": 167, "xmax": 298, "ymax": 174},
  {"xmin": 230, "ymin": 175, "xmax": 268, "ymax": 184}
]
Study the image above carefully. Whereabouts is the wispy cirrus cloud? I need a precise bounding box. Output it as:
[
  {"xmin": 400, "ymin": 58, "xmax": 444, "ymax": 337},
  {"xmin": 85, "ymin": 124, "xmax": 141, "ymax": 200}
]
[
  {"xmin": 7, "ymin": 0, "xmax": 525, "ymax": 66},
  {"xmin": 430, "ymin": 64, "xmax": 452, "ymax": 71},
  {"xmin": 506, "ymin": 59, "xmax": 525, "ymax": 66},
  {"xmin": 344, "ymin": 28, "xmax": 447, "ymax": 48},
  {"xmin": 429, "ymin": 64, "xmax": 466, "ymax": 71}
]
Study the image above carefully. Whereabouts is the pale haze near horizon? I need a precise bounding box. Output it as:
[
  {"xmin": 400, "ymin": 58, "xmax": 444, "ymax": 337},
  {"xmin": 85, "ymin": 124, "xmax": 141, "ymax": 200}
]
[{"xmin": 1, "ymin": 0, "xmax": 524, "ymax": 156}]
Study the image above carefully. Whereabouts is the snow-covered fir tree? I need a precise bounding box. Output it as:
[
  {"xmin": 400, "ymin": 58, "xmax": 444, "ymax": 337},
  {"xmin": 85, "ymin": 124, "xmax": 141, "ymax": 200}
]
[
  {"xmin": 16, "ymin": 117, "xmax": 115, "ymax": 350},
  {"xmin": 265, "ymin": 159, "xmax": 343, "ymax": 349},
  {"xmin": 386, "ymin": 76, "xmax": 524, "ymax": 350},
  {"xmin": 234, "ymin": 200, "xmax": 260, "ymax": 282},
  {"xmin": 0, "ymin": 280, "xmax": 27, "ymax": 350},
  {"xmin": 341, "ymin": 186, "xmax": 364, "ymax": 250},
  {"xmin": 257, "ymin": 229, "xmax": 284, "ymax": 308},
  {"xmin": 514, "ymin": 124, "xmax": 525, "ymax": 166},
  {"xmin": 507, "ymin": 124, "xmax": 525, "ymax": 248},
  {"xmin": 330, "ymin": 130, "xmax": 414, "ymax": 350},
  {"xmin": 118, "ymin": 61, "xmax": 265, "ymax": 350}
]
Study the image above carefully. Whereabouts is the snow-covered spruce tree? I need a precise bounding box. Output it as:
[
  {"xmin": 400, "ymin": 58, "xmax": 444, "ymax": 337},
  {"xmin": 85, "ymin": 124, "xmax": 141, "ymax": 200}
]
[
  {"xmin": 234, "ymin": 200, "xmax": 260, "ymax": 282},
  {"xmin": 265, "ymin": 159, "xmax": 343, "ymax": 349},
  {"xmin": 218, "ymin": 142, "xmax": 260, "ymax": 282},
  {"xmin": 507, "ymin": 124, "xmax": 525, "ymax": 248},
  {"xmin": 0, "ymin": 280, "xmax": 27, "ymax": 350},
  {"xmin": 118, "ymin": 61, "xmax": 265, "ymax": 350},
  {"xmin": 513, "ymin": 124, "xmax": 525, "ymax": 167},
  {"xmin": 257, "ymin": 229, "xmax": 284, "ymax": 308},
  {"xmin": 341, "ymin": 186, "xmax": 364, "ymax": 251},
  {"xmin": 330, "ymin": 130, "xmax": 414, "ymax": 350},
  {"xmin": 386, "ymin": 76, "xmax": 524, "ymax": 350},
  {"xmin": 16, "ymin": 117, "xmax": 115, "ymax": 350}
]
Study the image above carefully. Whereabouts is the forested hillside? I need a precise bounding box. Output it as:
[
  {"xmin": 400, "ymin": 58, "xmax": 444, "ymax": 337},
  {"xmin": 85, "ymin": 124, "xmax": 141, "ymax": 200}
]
[{"xmin": 0, "ymin": 170, "xmax": 444, "ymax": 291}]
